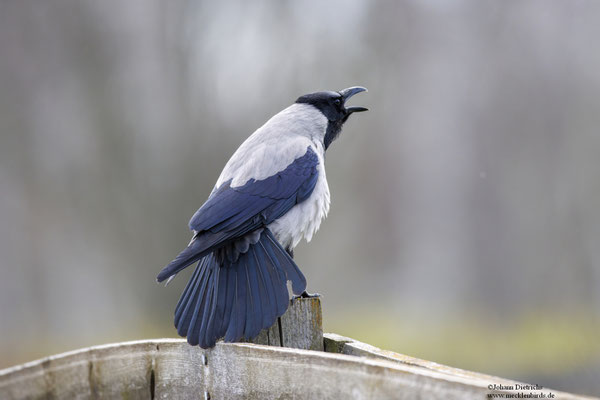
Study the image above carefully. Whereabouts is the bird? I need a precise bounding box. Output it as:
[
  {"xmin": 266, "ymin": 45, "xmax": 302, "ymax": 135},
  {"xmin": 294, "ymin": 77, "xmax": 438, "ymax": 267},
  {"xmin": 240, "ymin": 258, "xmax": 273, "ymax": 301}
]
[{"xmin": 157, "ymin": 86, "xmax": 368, "ymax": 348}]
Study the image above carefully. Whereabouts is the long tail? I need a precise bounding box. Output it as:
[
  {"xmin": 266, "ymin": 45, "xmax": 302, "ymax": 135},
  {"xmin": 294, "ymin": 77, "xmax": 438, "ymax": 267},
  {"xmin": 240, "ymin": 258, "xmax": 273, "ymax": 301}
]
[{"xmin": 173, "ymin": 228, "xmax": 306, "ymax": 348}]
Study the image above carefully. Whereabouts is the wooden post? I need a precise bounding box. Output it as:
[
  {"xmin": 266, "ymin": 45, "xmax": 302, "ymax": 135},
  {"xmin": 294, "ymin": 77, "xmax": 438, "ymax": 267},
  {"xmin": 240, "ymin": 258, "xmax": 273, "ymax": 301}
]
[{"xmin": 247, "ymin": 297, "xmax": 323, "ymax": 351}]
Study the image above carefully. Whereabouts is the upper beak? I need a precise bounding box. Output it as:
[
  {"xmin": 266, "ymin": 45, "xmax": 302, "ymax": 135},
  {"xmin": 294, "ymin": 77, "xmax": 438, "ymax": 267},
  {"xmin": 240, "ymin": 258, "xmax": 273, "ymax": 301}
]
[{"xmin": 339, "ymin": 86, "xmax": 368, "ymax": 113}]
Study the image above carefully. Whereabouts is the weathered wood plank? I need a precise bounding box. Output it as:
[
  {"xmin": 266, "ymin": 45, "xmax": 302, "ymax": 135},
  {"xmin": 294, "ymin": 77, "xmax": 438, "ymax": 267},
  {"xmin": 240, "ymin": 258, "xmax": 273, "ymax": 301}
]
[
  {"xmin": 153, "ymin": 341, "xmax": 207, "ymax": 399},
  {"xmin": 0, "ymin": 341, "xmax": 158, "ymax": 400},
  {"xmin": 248, "ymin": 297, "xmax": 322, "ymax": 350},
  {"xmin": 266, "ymin": 320, "xmax": 281, "ymax": 346},
  {"xmin": 323, "ymin": 333, "xmax": 592, "ymax": 400},
  {"xmin": 243, "ymin": 317, "xmax": 280, "ymax": 346},
  {"xmin": 0, "ymin": 339, "xmax": 593, "ymax": 400},
  {"xmin": 0, "ymin": 340, "xmax": 480, "ymax": 399},
  {"xmin": 204, "ymin": 342, "xmax": 487, "ymax": 400},
  {"xmin": 0, "ymin": 297, "xmax": 323, "ymax": 399},
  {"xmin": 86, "ymin": 341, "xmax": 155, "ymax": 400},
  {"xmin": 279, "ymin": 297, "xmax": 323, "ymax": 350}
]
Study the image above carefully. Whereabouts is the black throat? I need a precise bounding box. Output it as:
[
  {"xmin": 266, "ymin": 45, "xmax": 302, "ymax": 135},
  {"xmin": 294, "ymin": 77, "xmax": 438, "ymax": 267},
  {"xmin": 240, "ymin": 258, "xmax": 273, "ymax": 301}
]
[
  {"xmin": 324, "ymin": 120, "xmax": 343, "ymax": 150},
  {"xmin": 295, "ymin": 91, "xmax": 350, "ymax": 151}
]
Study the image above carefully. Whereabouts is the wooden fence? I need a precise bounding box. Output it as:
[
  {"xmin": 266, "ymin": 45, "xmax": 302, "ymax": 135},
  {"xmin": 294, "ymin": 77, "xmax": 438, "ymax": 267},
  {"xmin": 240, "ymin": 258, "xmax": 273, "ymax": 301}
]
[{"xmin": 0, "ymin": 298, "xmax": 594, "ymax": 399}]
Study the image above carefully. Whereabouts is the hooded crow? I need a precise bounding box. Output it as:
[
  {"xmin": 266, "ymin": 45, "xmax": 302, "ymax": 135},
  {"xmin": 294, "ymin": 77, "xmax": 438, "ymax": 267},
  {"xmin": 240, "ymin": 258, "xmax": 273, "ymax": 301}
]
[{"xmin": 157, "ymin": 86, "xmax": 368, "ymax": 348}]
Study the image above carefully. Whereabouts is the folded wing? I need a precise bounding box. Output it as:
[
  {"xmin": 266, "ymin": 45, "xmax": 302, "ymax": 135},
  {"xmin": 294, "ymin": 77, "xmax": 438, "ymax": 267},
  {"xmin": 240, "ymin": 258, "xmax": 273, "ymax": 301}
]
[{"xmin": 156, "ymin": 146, "xmax": 319, "ymax": 283}]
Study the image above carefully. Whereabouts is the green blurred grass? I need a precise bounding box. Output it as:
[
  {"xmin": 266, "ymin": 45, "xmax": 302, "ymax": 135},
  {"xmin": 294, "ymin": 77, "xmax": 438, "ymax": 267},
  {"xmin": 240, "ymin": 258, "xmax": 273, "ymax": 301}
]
[{"xmin": 324, "ymin": 307, "xmax": 600, "ymax": 377}]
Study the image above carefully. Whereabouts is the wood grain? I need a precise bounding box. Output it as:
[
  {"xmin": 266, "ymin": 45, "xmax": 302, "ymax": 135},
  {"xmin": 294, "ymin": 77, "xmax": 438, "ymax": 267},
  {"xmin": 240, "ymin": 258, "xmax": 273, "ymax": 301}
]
[
  {"xmin": 0, "ymin": 338, "xmax": 592, "ymax": 400},
  {"xmin": 0, "ymin": 300, "xmax": 591, "ymax": 399},
  {"xmin": 247, "ymin": 297, "xmax": 322, "ymax": 350}
]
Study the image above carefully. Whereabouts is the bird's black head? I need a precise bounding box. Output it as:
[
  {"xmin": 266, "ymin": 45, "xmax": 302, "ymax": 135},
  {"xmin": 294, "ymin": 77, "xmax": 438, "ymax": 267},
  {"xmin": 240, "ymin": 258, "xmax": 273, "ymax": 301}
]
[{"xmin": 296, "ymin": 86, "xmax": 368, "ymax": 150}]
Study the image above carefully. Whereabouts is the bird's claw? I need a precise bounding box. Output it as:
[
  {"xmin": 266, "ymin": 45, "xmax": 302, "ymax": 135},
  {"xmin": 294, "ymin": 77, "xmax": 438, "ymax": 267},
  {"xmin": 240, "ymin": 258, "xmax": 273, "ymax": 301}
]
[{"xmin": 291, "ymin": 290, "xmax": 321, "ymax": 303}]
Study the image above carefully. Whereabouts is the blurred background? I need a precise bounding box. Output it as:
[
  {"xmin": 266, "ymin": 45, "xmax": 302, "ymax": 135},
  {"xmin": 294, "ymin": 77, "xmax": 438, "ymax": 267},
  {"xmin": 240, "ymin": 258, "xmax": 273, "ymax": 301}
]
[{"xmin": 1, "ymin": 0, "xmax": 599, "ymax": 396}]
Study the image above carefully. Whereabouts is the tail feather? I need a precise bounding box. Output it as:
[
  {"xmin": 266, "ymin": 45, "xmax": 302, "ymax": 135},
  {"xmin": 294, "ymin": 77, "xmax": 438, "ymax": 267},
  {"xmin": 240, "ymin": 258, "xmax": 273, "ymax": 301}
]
[
  {"xmin": 252, "ymin": 247, "xmax": 276, "ymax": 329},
  {"xmin": 204, "ymin": 265, "xmax": 226, "ymax": 346},
  {"xmin": 185, "ymin": 262, "xmax": 213, "ymax": 345},
  {"xmin": 264, "ymin": 231, "xmax": 307, "ymax": 295},
  {"xmin": 258, "ymin": 240, "xmax": 290, "ymax": 317},
  {"xmin": 225, "ymin": 260, "xmax": 247, "ymax": 342},
  {"xmin": 173, "ymin": 228, "xmax": 306, "ymax": 348},
  {"xmin": 197, "ymin": 266, "xmax": 218, "ymax": 348},
  {"xmin": 175, "ymin": 256, "xmax": 209, "ymax": 337},
  {"xmin": 218, "ymin": 263, "xmax": 236, "ymax": 335},
  {"xmin": 157, "ymin": 239, "xmax": 207, "ymax": 283},
  {"xmin": 156, "ymin": 230, "xmax": 232, "ymax": 283},
  {"xmin": 244, "ymin": 254, "xmax": 263, "ymax": 339},
  {"xmin": 174, "ymin": 258, "xmax": 202, "ymax": 321},
  {"xmin": 253, "ymin": 246, "xmax": 282, "ymax": 325}
]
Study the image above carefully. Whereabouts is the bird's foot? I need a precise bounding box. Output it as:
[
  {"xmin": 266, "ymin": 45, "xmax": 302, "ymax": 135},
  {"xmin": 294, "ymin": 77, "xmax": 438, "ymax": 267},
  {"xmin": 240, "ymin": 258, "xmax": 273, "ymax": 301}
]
[{"xmin": 291, "ymin": 290, "xmax": 321, "ymax": 303}]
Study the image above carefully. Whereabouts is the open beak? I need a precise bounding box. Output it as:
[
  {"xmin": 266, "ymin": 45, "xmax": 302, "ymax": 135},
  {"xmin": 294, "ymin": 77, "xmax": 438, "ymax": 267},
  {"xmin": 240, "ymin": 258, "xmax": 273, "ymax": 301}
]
[{"xmin": 339, "ymin": 86, "xmax": 368, "ymax": 114}]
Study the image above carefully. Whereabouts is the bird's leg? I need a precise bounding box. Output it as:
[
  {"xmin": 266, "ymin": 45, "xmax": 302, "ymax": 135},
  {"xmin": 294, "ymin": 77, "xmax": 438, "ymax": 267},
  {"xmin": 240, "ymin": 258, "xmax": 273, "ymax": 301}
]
[
  {"xmin": 285, "ymin": 247, "xmax": 320, "ymax": 300},
  {"xmin": 300, "ymin": 290, "xmax": 321, "ymax": 298}
]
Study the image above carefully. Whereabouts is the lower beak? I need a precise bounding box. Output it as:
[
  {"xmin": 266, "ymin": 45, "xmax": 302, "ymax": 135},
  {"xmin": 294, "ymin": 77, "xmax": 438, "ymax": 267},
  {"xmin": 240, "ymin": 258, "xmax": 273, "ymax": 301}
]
[
  {"xmin": 339, "ymin": 86, "xmax": 368, "ymax": 113},
  {"xmin": 346, "ymin": 106, "xmax": 369, "ymax": 113}
]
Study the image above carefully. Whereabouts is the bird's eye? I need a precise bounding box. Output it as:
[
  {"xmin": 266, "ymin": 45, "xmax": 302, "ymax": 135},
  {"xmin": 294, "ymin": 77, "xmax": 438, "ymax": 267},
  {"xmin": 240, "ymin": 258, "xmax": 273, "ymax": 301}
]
[{"xmin": 333, "ymin": 99, "xmax": 341, "ymax": 106}]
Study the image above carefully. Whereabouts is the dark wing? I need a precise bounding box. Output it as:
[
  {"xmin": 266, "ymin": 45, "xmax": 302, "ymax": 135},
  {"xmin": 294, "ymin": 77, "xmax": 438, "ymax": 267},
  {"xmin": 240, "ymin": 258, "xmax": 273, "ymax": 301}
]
[{"xmin": 156, "ymin": 146, "xmax": 319, "ymax": 282}]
